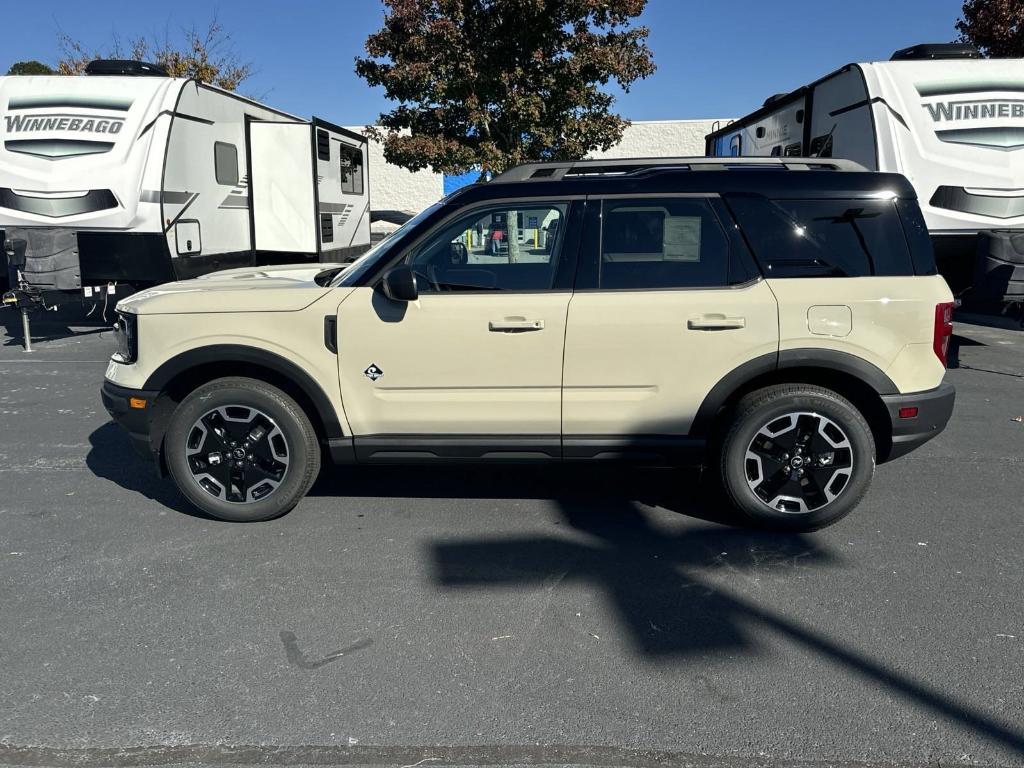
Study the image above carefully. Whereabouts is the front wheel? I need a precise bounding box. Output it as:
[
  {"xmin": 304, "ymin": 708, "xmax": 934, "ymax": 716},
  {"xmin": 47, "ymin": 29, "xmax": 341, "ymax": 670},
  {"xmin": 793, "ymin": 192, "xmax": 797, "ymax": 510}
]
[
  {"xmin": 719, "ymin": 384, "xmax": 876, "ymax": 531},
  {"xmin": 164, "ymin": 377, "xmax": 320, "ymax": 522}
]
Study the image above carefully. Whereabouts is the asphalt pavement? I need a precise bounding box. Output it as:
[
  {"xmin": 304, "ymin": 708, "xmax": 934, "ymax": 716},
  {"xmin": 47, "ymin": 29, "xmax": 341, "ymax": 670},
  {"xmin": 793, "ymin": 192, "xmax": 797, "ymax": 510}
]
[{"xmin": 0, "ymin": 306, "xmax": 1022, "ymax": 768}]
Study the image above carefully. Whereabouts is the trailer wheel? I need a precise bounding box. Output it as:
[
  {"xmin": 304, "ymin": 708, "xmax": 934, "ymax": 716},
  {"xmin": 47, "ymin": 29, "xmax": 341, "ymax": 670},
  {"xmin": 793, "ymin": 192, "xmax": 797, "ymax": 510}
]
[{"xmin": 164, "ymin": 377, "xmax": 320, "ymax": 521}]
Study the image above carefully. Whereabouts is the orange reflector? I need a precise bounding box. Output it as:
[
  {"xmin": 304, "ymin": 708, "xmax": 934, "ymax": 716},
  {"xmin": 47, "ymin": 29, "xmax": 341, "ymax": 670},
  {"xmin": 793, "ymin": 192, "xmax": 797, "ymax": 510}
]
[
  {"xmin": 129, "ymin": 397, "xmax": 148, "ymax": 409},
  {"xmin": 898, "ymin": 406, "xmax": 918, "ymax": 419}
]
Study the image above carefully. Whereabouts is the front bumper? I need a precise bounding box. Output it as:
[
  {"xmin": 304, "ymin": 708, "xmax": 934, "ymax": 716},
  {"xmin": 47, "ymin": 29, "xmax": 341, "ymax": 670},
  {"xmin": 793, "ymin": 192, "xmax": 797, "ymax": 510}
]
[
  {"xmin": 100, "ymin": 379, "xmax": 163, "ymax": 465},
  {"xmin": 881, "ymin": 380, "xmax": 956, "ymax": 461}
]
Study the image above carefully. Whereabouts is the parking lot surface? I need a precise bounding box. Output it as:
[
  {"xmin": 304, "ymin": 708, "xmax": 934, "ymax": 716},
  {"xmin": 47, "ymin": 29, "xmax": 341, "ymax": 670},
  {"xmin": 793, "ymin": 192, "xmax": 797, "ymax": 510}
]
[{"xmin": 1, "ymin": 308, "xmax": 1022, "ymax": 768}]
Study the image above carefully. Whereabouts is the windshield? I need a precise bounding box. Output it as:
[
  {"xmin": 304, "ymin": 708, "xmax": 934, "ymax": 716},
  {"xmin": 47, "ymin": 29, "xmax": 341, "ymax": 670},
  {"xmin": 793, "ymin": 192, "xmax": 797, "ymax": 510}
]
[{"xmin": 334, "ymin": 202, "xmax": 446, "ymax": 286}]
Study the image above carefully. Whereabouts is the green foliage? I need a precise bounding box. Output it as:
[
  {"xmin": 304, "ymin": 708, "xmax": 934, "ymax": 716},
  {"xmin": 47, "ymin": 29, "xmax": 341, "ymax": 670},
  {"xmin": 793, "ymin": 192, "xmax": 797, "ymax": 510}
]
[
  {"xmin": 356, "ymin": 0, "xmax": 655, "ymax": 174},
  {"xmin": 6, "ymin": 60, "xmax": 54, "ymax": 76},
  {"xmin": 956, "ymin": 0, "xmax": 1024, "ymax": 57}
]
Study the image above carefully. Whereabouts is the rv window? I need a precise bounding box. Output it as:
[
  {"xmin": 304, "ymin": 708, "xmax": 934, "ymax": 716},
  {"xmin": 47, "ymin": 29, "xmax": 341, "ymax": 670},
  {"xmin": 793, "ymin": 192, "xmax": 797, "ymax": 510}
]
[
  {"xmin": 317, "ymin": 129, "xmax": 331, "ymax": 161},
  {"xmin": 726, "ymin": 196, "xmax": 914, "ymax": 277},
  {"xmin": 597, "ymin": 198, "xmax": 730, "ymax": 289},
  {"xmin": 784, "ymin": 142, "xmax": 802, "ymax": 157},
  {"xmin": 340, "ymin": 145, "xmax": 364, "ymax": 195},
  {"xmin": 770, "ymin": 146, "xmax": 782, "ymax": 157},
  {"xmin": 214, "ymin": 142, "xmax": 238, "ymax": 186}
]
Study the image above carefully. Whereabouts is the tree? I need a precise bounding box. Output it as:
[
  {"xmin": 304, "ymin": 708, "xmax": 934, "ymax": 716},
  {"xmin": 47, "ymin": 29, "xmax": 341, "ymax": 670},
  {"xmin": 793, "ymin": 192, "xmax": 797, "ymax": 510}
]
[
  {"xmin": 7, "ymin": 60, "xmax": 54, "ymax": 76},
  {"xmin": 56, "ymin": 18, "xmax": 252, "ymax": 91},
  {"xmin": 356, "ymin": 0, "xmax": 655, "ymax": 175},
  {"xmin": 956, "ymin": 0, "xmax": 1024, "ymax": 57}
]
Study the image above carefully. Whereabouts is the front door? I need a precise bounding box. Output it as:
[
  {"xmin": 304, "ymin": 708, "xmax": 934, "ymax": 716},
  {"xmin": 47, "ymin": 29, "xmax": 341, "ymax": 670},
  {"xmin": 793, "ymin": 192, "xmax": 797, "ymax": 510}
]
[
  {"xmin": 336, "ymin": 199, "xmax": 581, "ymax": 460},
  {"xmin": 561, "ymin": 195, "xmax": 779, "ymax": 457}
]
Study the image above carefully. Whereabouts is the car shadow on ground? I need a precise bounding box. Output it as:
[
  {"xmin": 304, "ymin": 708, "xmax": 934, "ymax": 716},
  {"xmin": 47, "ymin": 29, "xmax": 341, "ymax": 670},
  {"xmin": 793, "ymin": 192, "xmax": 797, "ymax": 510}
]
[
  {"xmin": 420, "ymin": 488, "xmax": 1024, "ymax": 758},
  {"xmin": 85, "ymin": 422, "xmax": 210, "ymax": 518}
]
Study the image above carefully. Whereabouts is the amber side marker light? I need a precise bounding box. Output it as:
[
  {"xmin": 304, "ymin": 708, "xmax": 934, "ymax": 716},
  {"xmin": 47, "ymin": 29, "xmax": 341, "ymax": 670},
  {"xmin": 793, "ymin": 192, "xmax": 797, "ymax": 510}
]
[
  {"xmin": 129, "ymin": 397, "xmax": 148, "ymax": 410},
  {"xmin": 898, "ymin": 406, "xmax": 919, "ymax": 419}
]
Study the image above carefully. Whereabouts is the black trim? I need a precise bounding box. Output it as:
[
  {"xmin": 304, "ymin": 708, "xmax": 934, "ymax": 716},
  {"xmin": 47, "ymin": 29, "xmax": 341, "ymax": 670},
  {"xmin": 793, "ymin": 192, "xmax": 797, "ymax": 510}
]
[
  {"xmin": 8, "ymin": 95, "xmax": 132, "ymax": 111},
  {"xmin": 828, "ymin": 94, "xmax": 909, "ymax": 130},
  {"xmin": 100, "ymin": 380, "xmax": 163, "ymax": 463},
  {"xmin": 690, "ymin": 352, "xmax": 778, "ymax": 436},
  {"xmin": 881, "ymin": 381, "xmax": 955, "ymax": 461},
  {"xmin": 930, "ymin": 186, "xmax": 1024, "ymax": 220},
  {"xmin": 0, "ymin": 188, "xmax": 118, "ymax": 218},
  {"xmin": 323, "ymin": 316, "xmax": 337, "ymax": 353},
  {"xmin": 137, "ymin": 110, "xmax": 215, "ymax": 140},
  {"xmin": 354, "ymin": 435, "xmax": 561, "ymax": 463},
  {"xmin": 562, "ymin": 435, "xmax": 705, "ymax": 464},
  {"xmin": 4, "ymin": 139, "xmax": 115, "ymax": 159},
  {"xmin": 689, "ymin": 349, "xmax": 898, "ymax": 438},
  {"xmin": 311, "ymin": 116, "xmax": 369, "ymax": 145},
  {"xmin": 142, "ymin": 345, "xmax": 344, "ymax": 439},
  {"xmin": 778, "ymin": 348, "xmax": 897, "ymax": 394}
]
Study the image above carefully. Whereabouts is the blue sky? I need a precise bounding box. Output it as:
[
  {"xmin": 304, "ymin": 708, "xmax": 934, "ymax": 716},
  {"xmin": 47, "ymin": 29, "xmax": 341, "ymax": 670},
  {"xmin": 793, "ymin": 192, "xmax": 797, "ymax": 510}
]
[{"xmin": 2, "ymin": 0, "xmax": 967, "ymax": 124}]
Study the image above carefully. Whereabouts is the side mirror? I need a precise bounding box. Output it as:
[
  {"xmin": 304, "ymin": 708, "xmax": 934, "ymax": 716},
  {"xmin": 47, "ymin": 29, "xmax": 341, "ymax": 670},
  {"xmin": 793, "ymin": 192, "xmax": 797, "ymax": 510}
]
[{"xmin": 381, "ymin": 265, "xmax": 418, "ymax": 302}]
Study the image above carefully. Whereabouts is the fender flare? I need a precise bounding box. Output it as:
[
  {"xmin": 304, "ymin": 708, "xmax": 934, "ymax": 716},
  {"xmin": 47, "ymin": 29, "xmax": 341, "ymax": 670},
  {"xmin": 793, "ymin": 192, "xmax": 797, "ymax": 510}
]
[
  {"xmin": 690, "ymin": 349, "xmax": 897, "ymax": 437},
  {"xmin": 143, "ymin": 344, "xmax": 344, "ymax": 439}
]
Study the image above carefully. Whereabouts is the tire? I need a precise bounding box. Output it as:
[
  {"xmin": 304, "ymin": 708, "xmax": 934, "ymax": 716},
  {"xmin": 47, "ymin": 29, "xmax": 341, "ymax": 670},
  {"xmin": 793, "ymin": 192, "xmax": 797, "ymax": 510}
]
[
  {"xmin": 164, "ymin": 377, "xmax": 321, "ymax": 522},
  {"xmin": 719, "ymin": 384, "xmax": 876, "ymax": 531}
]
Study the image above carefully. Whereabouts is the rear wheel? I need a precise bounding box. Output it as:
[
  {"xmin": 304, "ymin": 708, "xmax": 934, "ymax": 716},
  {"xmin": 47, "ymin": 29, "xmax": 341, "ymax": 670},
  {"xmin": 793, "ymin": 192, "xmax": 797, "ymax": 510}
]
[
  {"xmin": 165, "ymin": 377, "xmax": 320, "ymax": 522},
  {"xmin": 719, "ymin": 384, "xmax": 876, "ymax": 531}
]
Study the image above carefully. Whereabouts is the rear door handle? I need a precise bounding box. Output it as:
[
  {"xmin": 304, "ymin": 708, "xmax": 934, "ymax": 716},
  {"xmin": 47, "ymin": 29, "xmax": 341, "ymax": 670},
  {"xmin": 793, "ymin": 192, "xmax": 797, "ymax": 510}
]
[
  {"xmin": 687, "ymin": 315, "xmax": 746, "ymax": 330},
  {"xmin": 489, "ymin": 319, "xmax": 545, "ymax": 332}
]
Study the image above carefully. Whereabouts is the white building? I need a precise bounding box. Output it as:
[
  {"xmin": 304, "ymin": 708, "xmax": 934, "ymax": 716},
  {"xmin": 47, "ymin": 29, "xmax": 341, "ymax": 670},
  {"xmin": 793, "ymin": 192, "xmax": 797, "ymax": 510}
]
[{"xmin": 360, "ymin": 119, "xmax": 728, "ymax": 224}]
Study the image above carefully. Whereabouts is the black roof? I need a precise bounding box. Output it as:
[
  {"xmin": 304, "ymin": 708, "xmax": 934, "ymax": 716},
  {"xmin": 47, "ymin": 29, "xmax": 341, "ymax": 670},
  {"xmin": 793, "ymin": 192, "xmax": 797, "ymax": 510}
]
[{"xmin": 445, "ymin": 165, "xmax": 917, "ymax": 204}]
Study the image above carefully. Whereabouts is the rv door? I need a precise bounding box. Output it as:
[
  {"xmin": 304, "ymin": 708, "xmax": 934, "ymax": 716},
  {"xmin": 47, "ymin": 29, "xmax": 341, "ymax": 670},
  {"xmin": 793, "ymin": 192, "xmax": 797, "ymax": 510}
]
[{"xmin": 247, "ymin": 120, "xmax": 317, "ymax": 261}]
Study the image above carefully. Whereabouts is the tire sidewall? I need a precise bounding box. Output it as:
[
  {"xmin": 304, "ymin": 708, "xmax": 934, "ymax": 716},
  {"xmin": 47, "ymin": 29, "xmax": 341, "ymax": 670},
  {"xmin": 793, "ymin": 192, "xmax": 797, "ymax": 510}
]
[
  {"xmin": 723, "ymin": 391, "xmax": 875, "ymax": 530},
  {"xmin": 165, "ymin": 382, "xmax": 315, "ymax": 522}
]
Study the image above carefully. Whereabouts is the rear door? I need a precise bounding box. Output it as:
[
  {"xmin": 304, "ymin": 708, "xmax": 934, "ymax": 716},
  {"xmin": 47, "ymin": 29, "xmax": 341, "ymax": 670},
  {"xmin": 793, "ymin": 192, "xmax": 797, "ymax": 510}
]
[
  {"xmin": 248, "ymin": 120, "xmax": 316, "ymax": 260},
  {"xmin": 561, "ymin": 194, "xmax": 779, "ymax": 458}
]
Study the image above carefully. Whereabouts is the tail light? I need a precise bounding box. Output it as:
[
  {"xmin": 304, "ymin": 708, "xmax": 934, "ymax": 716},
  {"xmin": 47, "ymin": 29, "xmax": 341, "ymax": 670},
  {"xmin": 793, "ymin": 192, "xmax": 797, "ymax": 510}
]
[{"xmin": 933, "ymin": 302, "xmax": 954, "ymax": 367}]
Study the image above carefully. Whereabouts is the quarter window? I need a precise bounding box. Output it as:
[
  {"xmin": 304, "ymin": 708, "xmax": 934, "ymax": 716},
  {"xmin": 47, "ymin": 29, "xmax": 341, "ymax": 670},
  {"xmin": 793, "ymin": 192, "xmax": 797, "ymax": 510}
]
[
  {"xmin": 340, "ymin": 145, "xmax": 364, "ymax": 195},
  {"xmin": 727, "ymin": 197, "xmax": 914, "ymax": 277},
  {"xmin": 406, "ymin": 203, "xmax": 568, "ymax": 292},
  {"xmin": 598, "ymin": 198, "xmax": 730, "ymax": 289},
  {"xmin": 214, "ymin": 142, "xmax": 238, "ymax": 186}
]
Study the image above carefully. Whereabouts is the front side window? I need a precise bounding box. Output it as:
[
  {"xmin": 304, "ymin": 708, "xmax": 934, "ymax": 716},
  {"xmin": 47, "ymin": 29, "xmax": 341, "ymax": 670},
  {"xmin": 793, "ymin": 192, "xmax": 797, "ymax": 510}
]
[
  {"xmin": 340, "ymin": 145, "xmax": 364, "ymax": 195},
  {"xmin": 405, "ymin": 202, "xmax": 568, "ymax": 292},
  {"xmin": 214, "ymin": 142, "xmax": 238, "ymax": 186},
  {"xmin": 598, "ymin": 198, "xmax": 730, "ymax": 289},
  {"xmin": 727, "ymin": 196, "xmax": 914, "ymax": 277}
]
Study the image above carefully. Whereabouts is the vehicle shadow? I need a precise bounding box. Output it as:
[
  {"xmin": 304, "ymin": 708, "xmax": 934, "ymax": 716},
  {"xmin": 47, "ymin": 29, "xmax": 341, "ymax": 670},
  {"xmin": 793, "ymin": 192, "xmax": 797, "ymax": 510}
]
[
  {"xmin": 426, "ymin": 494, "xmax": 1024, "ymax": 757},
  {"xmin": 85, "ymin": 421, "xmax": 210, "ymax": 518},
  {"xmin": 0, "ymin": 305, "xmax": 112, "ymax": 347},
  {"xmin": 311, "ymin": 462, "xmax": 745, "ymax": 529}
]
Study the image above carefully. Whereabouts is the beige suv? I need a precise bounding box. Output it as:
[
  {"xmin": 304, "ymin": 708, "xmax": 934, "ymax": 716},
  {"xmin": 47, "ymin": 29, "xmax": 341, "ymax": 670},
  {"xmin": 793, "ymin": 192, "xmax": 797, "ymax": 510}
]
[{"xmin": 102, "ymin": 158, "xmax": 955, "ymax": 530}]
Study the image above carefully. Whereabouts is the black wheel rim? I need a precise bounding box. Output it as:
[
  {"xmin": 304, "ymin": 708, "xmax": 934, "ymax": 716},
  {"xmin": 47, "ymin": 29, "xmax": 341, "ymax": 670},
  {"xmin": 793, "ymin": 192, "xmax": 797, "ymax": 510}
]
[
  {"xmin": 184, "ymin": 405, "xmax": 290, "ymax": 504},
  {"xmin": 744, "ymin": 411, "xmax": 854, "ymax": 514}
]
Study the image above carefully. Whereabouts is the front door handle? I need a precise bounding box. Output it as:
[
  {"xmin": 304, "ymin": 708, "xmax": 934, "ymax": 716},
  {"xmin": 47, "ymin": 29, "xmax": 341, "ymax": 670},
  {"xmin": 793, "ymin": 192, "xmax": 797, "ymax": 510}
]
[
  {"xmin": 489, "ymin": 319, "xmax": 545, "ymax": 332},
  {"xmin": 687, "ymin": 315, "xmax": 746, "ymax": 330}
]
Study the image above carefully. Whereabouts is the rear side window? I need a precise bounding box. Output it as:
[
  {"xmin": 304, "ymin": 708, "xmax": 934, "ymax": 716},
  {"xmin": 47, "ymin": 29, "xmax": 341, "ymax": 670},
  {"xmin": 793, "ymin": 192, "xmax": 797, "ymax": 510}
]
[
  {"xmin": 599, "ymin": 198, "xmax": 730, "ymax": 289},
  {"xmin": 726, "ymin": 196, "xmax": 914, "ymax": 277},
  {"xmin": 895, "ymin": 199, "xmax": 937, "ymax": 275}
]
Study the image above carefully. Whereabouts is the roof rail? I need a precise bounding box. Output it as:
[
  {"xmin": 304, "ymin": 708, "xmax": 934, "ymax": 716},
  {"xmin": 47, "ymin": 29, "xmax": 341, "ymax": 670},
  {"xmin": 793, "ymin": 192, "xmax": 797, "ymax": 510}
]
[{"xmin": 490, "ymin": 156, "xmax": 866, "ymax": 183}]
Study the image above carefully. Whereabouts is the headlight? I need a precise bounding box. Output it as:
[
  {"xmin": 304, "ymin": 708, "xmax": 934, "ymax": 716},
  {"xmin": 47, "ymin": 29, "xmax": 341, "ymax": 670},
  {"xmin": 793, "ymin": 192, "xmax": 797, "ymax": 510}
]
[{"xmin": 112, "ymin": 311, "xmax": 138, "ymax": 364}]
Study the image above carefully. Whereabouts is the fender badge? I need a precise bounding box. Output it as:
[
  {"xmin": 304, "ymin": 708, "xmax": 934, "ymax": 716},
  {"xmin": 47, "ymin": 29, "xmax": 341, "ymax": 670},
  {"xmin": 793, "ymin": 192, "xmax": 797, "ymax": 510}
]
[{"xmin": 363, "ymin": 364, "xmax": 383, "ymax": 381}]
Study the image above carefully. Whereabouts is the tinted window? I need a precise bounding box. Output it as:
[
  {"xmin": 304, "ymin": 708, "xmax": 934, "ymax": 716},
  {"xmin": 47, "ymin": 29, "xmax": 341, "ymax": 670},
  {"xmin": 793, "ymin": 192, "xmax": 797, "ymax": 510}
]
[
  {"xmin": 809, "ymin": 134, "xmax": 833, "ymax": 158},
  {"xmin": 599, "ymin": 198, "xmax": 730, "ymax": 289},
  {"xmin": 895, "ymin": 199, "xmax": 937, "ymax": 275},
  {"xmin": 214, "ymin": 142, "xmax": 238, "ymax": 186},
  {"xmin": 340, "ymin": 145, "xmax": 364, "ymax": 195},
  {"xmin": 407, "ymin": 203, "xmax": 567, "ymax": 292},
  {"xmin": 727, "ymin": 196, "xmax": 914, "ymax": 277}
]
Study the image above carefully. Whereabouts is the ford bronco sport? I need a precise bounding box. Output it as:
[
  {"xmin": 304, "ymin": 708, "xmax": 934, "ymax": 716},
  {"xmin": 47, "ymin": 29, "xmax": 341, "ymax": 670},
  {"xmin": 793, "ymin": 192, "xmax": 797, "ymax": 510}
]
[{"xmin": 102, "ymin": 157, "xmax": 956, "ymax": 530}]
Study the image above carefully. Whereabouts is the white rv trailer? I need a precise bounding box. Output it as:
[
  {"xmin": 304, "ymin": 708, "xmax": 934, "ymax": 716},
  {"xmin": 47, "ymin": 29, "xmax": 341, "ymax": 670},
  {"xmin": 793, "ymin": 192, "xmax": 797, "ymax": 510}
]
[
  {"xmin": 705, "ymin": 44, "xmax": 1024, "ymax": 294},
  {"xmin": 0, "ymin": 60, "xmax": 370, "ymax": 299}
]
